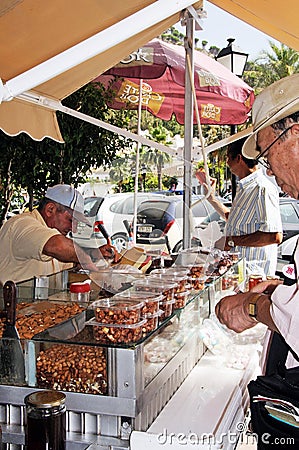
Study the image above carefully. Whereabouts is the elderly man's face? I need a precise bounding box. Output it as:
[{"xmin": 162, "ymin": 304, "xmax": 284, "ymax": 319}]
[
  {"xmin": 46, "ymin": 204, "xmax": 78, "ymax": 236},
  {"xmin": 257, "ymin": 124, "xmax": 299, "ymax": 199}
]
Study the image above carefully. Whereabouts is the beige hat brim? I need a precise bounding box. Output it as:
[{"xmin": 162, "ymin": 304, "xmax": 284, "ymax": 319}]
[{"xmin": 243, "ymin": 98, "xmax": 299, "ymax": 159}]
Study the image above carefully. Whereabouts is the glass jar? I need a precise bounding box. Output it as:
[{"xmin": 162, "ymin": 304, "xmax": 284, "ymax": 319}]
[
  {"xmin": 248, "ymin": 274, "xmax": 263, "ymax": 290},
  {"xmin": 70, "ymin": 281, "xmax": 91, "ymax": 303},
  {"xmin": 25, "ymin": 390, "xmax": 66, "ymax": 450}
]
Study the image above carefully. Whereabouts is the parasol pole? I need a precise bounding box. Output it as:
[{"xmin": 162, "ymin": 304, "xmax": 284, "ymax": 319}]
[
  {"xmin": 182, "ymin": 15, "xmax": 195, "ymax": 249},
  {"xmin": 132, "ymin": 79, "xmax": 143, "ymax": 245}
]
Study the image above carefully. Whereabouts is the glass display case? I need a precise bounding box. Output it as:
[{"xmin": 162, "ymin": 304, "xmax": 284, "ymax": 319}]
[{"xmin": 0, "ymin": 255, "xmax": 245, "ymax": 449}]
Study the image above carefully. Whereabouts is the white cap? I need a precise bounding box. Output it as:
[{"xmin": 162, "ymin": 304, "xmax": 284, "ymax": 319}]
[{"xmin": 45, "ymin": 184, "xmax": 90, "ymax": 224}]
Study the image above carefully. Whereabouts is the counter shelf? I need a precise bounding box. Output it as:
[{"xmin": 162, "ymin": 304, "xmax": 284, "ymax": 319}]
[{"xmin": 0, "ymin": 257, "xmax": 245, "ymax": 449}]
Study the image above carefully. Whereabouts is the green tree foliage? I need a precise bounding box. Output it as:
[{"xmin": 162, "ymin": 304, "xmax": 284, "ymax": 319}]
[
  {"xmin": 0, "ymin": 82, "xmax": 133, "ymax": 224},
  {"xmin": 244, "ymin": 42, "xmax": 299, "ymax": 92}
]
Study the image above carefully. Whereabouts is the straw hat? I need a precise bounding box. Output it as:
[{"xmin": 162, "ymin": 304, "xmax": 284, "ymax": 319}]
[{"xmin": 242, "ymin": 74, "xmax": 299, "ymax": 159}]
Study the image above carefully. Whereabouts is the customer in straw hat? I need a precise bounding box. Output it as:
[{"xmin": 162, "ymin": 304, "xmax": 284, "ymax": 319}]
[{"xmin": 215, "ymin": 74, "xmax": 299, "ymax": 372}]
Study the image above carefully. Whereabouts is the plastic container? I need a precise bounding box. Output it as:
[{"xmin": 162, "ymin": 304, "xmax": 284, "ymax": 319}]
[
  {"xmin": 113, "ymin": 290, "xmax": 163, "ymax": 316},
  {"xmin": 228, "ymin": 251, "xmax": 240, "ymax": 263},
  {"xmin": 133, "ymin": 279, "xmax": 176, "ymax": 302},
  {"xmin": 151, "ymin": 267, "xmax": 189, "ymax": 277},
  {"xmin": 187, "ymin": 275, "xmax": 206, "ymax": 291},
  {"xmin": 142, "ymin": 310, "xmax": 162, "ymax": 333},
  {"xmin": 24, "ymin": 390, "xmax": 66, "ymax": 450},
  {"xmin": 70, "ymin": 281, "xmax": 91, "ymax": 303},
  {"xmin": 186, "ymin": 264, "xmax": 206, "ymax": 277},
  {"xmin": 159, "ymin": 298, "xmax": 175, "ymax": 322},
  {"xmin": 174, "ymin": 290, "xmax": 189, "ymax": 310},
  {"xmin": 87, "ymin": 318, "xmax": 146, "ymax": 344},
  {"xmin": 91, "ymin": 298, "xmax": 144, "ymax": 324},
  {"xmin": 149, "ymin": 273, "xmax": 189, "ymax": 292}
]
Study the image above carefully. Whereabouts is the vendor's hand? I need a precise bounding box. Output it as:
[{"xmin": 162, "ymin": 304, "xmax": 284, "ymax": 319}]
[
  {"xmin": 99, "ymin": 244, "xmax": 121, "ymax": 263},
  {"xmin": 215, "ymin": 292, "xmax": 257, "ymax": 333}
]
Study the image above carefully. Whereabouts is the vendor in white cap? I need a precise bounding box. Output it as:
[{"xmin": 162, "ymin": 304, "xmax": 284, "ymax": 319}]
[
  {"xmin": 0, "ymin": 184, "xmax": 119, "ymax": 285},
  {"xmin": 215, "ymin": 73, "xmax": 299, "ymax": 370}
]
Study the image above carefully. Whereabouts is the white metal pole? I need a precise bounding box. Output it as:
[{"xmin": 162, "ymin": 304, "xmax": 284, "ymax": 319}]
[
  {"xmin": 183, "ymin": 17, "xmax": 195, "ymax": 249},
  {"xmin": 132, "ymin": 80, "xmax": 143, "ymax": 245}
]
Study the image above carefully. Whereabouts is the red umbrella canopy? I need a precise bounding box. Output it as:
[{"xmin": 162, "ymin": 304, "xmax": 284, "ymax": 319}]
[{"xmin": 94, "ymin": 38, "xmax": 254, "ymax": 125}]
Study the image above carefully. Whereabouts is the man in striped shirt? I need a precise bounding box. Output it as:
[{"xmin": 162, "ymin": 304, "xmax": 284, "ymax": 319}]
[{"xmin": 196, "ymin": 137, "xmax": 283, "ymax": 276}]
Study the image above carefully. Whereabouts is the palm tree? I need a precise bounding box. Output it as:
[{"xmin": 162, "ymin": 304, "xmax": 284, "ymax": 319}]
[
  {"xmin": 141, "ymin": 123, "xmax": 173, "ymax": 190},
  {"xmin": 109, "ymin": 157, "xmax": 132, "ymax": 192},
  {"xmin": 254, "ymin": 42, "xmax": 299, "ymax": 88},
  {"xmin": 142, "ymin": 148, "xmax": 172, "ymax": 190}
]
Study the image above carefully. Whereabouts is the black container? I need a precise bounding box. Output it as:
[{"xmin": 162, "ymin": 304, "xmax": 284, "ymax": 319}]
[{"xmin": 24, "ymin": 390, "xmax": 66, "ymax": 450}]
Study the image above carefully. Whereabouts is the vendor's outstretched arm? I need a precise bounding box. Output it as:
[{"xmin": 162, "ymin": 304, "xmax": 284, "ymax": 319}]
[{"xmin": 43, "ymin": 234, "xmax": 100, "ymax": 272}]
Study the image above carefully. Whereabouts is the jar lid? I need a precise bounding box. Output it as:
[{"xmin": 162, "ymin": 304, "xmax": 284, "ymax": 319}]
[
  {"xmin": 25, "ymin": 390, "xmax": 66, "ymax": 408},
  {"xmin": 70, "ymin": 282, "xmax": 91, "ymax": 293}
]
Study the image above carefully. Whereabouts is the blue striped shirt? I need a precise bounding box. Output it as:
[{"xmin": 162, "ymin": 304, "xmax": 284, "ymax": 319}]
[{"xmin": 225, "ymin": 170, "xmax": 282, "ymax": 276}]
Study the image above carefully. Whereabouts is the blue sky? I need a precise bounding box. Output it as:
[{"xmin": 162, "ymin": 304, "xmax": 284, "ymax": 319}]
[{"xmin": 178, "ymin": 2, "xmax": 281, "ymax": 60}]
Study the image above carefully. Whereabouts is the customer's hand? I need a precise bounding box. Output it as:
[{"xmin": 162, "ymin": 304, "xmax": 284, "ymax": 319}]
[
  {"xmin": 214, "ymin": 236, "xmax": 229, "ymax": 251},
  {"xmin": 249, "ymin": 279, "xmax": 283, "ymax": 295},
  {"xmin": 195, "ymin": 169, "xmax": 217, "ymax": 197},
  {"xmin": 215, "ymin": 292, "xmax": 257, "ymax": 333}
]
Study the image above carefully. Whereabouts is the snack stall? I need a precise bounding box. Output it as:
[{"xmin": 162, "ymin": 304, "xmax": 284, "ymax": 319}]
[{"xmin": 0, "ymin": 250, "xmax": 260, "ymax": 449}]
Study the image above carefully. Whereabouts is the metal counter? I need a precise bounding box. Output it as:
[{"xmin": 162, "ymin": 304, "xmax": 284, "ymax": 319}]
[{"xmin": 0, "ymin": 259, "xmax": 245, "ymax": 449}]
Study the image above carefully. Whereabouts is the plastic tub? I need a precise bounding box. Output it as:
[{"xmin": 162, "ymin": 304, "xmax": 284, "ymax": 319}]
[
  {"xmin": 150, "ymin": 268, "xmax": 189, "ymax": 276},
  {"xmin": 149, "ymin": 273, "xmax": 189, "ymax": 292},
  {"xmin": 142, "ymin": 310, "xmax": 162, "ymax": 333},
  {"xmin": 133, "ymin": 279, "xmax": 176, "ymax": 302},
  {"xmin": 87, "ymin": 318, "xmax": 146, "ymax": 344},
  {"xmin": 113, "ymin": 290, "xmax": 163, "ymax": 316},
  {"xmin": 159, "ymin": 299, "xmax": 175, "ymax": 322},
  {"xmin": 174, "ymin": 290, "xmax": 189, "ymax": 310},
  {"xmin": 91, "ymin": 298, "xmax": 144, "ymax": 324},
  {"xmin": 187, "ymin": 275, "xmax": 206, "ymax": 291}
]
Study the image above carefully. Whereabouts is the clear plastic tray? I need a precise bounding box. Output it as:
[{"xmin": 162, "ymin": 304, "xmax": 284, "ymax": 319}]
[
  {"xmin": 113, "ymin": 290, "xmax": 163, "ymax": 316},
  {"xmin": 90, "ymin": 298, "xmax": 144, "ymax": 324},
  {"xmin": 86, "ymin": 317, "xmax": 147, "ymax": 344}
]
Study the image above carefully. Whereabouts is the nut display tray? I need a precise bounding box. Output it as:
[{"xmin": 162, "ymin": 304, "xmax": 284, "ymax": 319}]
[{"xmin": 32, "ymin": 309, "xmax": 87, "ymax": 341}]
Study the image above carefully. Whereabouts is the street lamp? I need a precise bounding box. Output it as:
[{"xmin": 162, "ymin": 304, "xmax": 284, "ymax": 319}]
[
  {"xmin": 215, "ymin": 38, "xmax": 248, "ymax": 78},
  {"xmin": 216, "ymin": 39, "xmax": 249, "ymax": 200},
  {"xmin": 141, "ymin": 164, "xmax": 147, "ymax": 192}
]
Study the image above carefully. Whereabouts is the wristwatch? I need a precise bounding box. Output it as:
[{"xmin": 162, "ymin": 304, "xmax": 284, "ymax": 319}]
[
  {"xmin": 248, "ymin": 293, "xmax": 262, "ymax": 320},
  {"xmin": 227, "ymin": 238, "xmax": 235, "ymax": 247}
]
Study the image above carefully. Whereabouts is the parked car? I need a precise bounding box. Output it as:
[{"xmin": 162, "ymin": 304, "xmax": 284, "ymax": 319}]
[
  {"xmin": 196, "ymin": 196, "xmax": 299, "ymax": 249},
  {"xmin": 135, "ymin": 195, "xmax": 220, "ymax": 254},
  {"xmin": 72, "ymin": 192, "xmax": 166, "ymax": 252}
]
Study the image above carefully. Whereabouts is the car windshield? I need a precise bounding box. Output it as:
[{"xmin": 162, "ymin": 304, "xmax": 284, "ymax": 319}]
[
  {"xmin": 138, "ymin": 201, "xmax": 171, "ymax": 219},
  {"xmin": 83, "ymin": 197, "xmax": 104, "ymax": 217}
]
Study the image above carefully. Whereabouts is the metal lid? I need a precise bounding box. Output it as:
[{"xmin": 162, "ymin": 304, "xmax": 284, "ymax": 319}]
[{"xmin": 25, "ymin": 390, "xmax": 66, "ymax": 408}]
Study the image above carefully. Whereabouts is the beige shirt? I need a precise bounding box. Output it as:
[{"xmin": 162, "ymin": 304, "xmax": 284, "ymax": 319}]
[{"xmin": 0, "ymin": 209, "xmax": 72, "ymax": 285}]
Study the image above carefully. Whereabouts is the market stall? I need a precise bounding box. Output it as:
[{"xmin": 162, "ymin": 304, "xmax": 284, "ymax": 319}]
[{"xmin": 0, "ymin": 249, "xmax": 264, "ymax": 449}]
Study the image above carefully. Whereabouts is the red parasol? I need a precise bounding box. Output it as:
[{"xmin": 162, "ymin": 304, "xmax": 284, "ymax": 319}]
[{"xmin": 94, "ymin": 38, "xmax": 254, "ymax": 125}]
